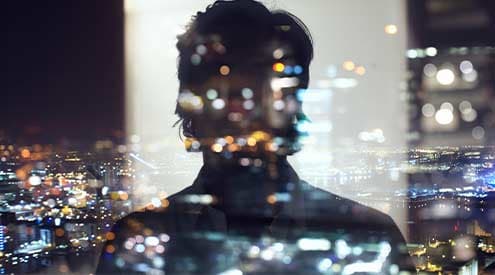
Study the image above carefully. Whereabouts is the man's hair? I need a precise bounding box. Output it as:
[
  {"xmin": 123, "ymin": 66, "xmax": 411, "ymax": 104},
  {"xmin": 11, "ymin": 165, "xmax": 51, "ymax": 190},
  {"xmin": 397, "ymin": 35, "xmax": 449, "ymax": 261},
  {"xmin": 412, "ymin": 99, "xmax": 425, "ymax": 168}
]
[{"xmin": 175, "ymin": 0, "xmax": 313, "ymax": 138}]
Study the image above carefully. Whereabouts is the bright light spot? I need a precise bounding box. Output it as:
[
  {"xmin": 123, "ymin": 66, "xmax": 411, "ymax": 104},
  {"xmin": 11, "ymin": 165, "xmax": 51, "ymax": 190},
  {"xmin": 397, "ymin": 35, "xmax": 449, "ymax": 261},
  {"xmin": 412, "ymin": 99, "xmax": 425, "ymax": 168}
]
[
  {"xmin": 461, "ymin": 109, "xmax": 477, "ymax": 122},
  {"xmin": 283, "ymin": 65, "xmax": 293, "ymax": 74},
  {"xmin": 440, "ymin": 102, "xmax": 454, "ymax": 111},
  {"xmin": 68, "ymin": 197, "xmax": 77, "ymax": 206},
  {"xmin": 318, "ymin": 258, "xmax": 333, "ymax": 272},
  {"xmin": 241, "ymin": 88, "xmax": 253, "ymax": 99},
  {"xmin": 159, "ymin": 234, "xmax": 170, "ymax": 243},
  {"xmin": 421, "ymin": 103, "xmax": 435, "ymax": 117},
  {"xmin": 293, "ymin": 65, "xmax": 303, "ymax": 74},
  {"xmin": 273, "ymin": 100, "xmax": 285, "ymax": 111},
  {"xmin": 342, "ymin": 61, "xmax": 355, "ymax": 71},
  {"xmin": 354, "ymin": 66, "xmax": 366, "ymax": 75},
  {"xmin": 102, "ymin": 186, "xmax": 109, "ymax": 196},
  {"xmin": 196, "ymin": 44, "xmax": 207, "ymax": 55},
  {"xmin": 406, "ymin": 49, "xmax": 418, "ymax": 59},
  {"xmin": 384, "ymin": 24, "xmax": 398, "ymax": 34},
  {"xmin": 273, "ymin": 48, "xmax": 284, "ymax": 59},
  {"xmin": 218, "ymin": 268, "xmax": 243, "ymax": 275},
  {"xmin": 358, "ymin": 128, "xmax": 385, "ymax": 143},
  {"xmin": 435, "ymin": 109, "xmax": 454, "ymax": 125},
  {"xmin": 152, "ymin": 257, "xmax": 165, "ymax": 268},
  {"xmin": 247, "ymin": 246, "xmax": 260, "ymax": 258},
  {"xmin": 144, "ymin": 236, "xmax": 159, "ymax": 246},
  {"xmin": 259, "ymin": 248, "xmax": 274, "ymax": 260},
  {"xmin": 297, "ymin": 238, "xmax": 331, "ymax": 251},
  {"xmin": 273, "ymin": 62, "xmax": 285, "ymax": 72},
  {"xmin": 270, "ymin": 77, "xmax": 299, "ymax": 91},
  {"xmin": 206, "ymin": 89, "xmax": 218, "ymax": 100},
  {"xmin": 459, "ymin": 101, "xmax": 472, "ymax": 113},
  {"xmin": 335, "ymin": 239, "xmax": 352, "ymax": 259},
  {"xmin": 243, "ymin": 100, "xmax": 254, "ymax": 110},
  {"xmin": 151, "ymin": 197, "xmax": 161, "ymax": 208},
  {"xmin": 462, "ymin": 70, "xmax": 477, "ymax": 82},
  {"xmin": 219, "ymin": 65, "xmax": 230, "ymax": 76},
  {"xmin": 21, "ymin": 149, "xmax": 31, "ymax": 158},
  {"xmin": 28, "ymin": 175, "xmax": 41, "ymax": 186},
  {"xmin": 190, "ymin": 54, "xmax": 201, "ymax": 65},
  {"xmin": 135, "ymin": 244, "xmax": 145, "ymax": 253},
  {"xmin": 352, "ymin": 246, "xmax": 363, "ymax": 255},
  {"xmin": 459, "ymin": 60, "xmax": 473, "ymax": 74},
  {"xmin": 423, "ymin": 63, "xmax": 437, "ymax": 77},
  {"xmin": 211, "ymin": 143, "xmax": 223, "ymax": 153},
  {"xmin": 212, "ymin": 98, "xmax": 225, "ymax": 110},
  {"xmin": 472, "ymin": 126, "xmax": 485, "ymax": 140},
  {"xmin": 436, "ymin": 69, "xmax": 455, "ymax": 85},
  {"xmin": 425, "ymin": 47, "xmax": 437, "ymax": 57},
  {"xmin": 178, "ymin": 91, "xmax": 203, "ymax": 111},
  {"xmin": 247, "ymin": 137, "xmax": 257, "ymax": 146}
]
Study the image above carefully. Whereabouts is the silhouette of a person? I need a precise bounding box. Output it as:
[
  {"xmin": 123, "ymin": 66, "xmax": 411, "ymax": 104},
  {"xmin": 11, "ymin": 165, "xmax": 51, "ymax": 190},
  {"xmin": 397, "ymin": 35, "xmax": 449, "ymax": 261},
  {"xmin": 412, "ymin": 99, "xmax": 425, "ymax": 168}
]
[{"xmin": 97, "ymin": 1, "xmax": 412, "ymax": 274}]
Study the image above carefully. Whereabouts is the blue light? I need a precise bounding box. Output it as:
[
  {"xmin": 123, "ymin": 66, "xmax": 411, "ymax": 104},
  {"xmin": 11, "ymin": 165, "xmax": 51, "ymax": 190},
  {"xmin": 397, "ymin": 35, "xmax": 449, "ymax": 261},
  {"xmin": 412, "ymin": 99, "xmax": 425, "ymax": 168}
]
[
  {"xmin": 294, "ymin": 65, "xmax": 303, "ymax": 75},
  {"xmin": 284, "ymin": 65, "xmax": 293, "ymax": 75},
  {"xmin": 0, "ymin": 225, "xmax": 5, "ymax": 251}
]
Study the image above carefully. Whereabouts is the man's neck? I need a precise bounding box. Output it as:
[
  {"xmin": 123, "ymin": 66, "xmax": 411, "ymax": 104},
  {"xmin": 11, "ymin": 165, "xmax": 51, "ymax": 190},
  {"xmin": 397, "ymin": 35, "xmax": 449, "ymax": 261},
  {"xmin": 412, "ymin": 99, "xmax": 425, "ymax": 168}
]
[{"xmin": 198, "ymin": 151, "xmax": 294, "ymax": 214}]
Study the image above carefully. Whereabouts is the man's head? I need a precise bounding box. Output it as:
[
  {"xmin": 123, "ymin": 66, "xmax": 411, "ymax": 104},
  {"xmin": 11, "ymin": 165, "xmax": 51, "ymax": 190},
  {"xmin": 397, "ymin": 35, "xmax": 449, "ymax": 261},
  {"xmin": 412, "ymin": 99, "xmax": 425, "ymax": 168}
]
[{"xmin": 175, "ymin": 0, "xmax": 313, "ymax": 158}]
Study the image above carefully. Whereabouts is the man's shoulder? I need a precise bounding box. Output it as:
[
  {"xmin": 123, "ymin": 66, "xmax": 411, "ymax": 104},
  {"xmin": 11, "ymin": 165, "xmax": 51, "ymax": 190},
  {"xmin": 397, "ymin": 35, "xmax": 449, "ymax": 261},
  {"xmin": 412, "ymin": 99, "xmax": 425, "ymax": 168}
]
[
  {"xmin": 299, "ymin": 181, "xmax": 398, "ymax": 228},
  {"xmin": 112, "ymin": 185, "xmax": 199, "ymax": 233}
]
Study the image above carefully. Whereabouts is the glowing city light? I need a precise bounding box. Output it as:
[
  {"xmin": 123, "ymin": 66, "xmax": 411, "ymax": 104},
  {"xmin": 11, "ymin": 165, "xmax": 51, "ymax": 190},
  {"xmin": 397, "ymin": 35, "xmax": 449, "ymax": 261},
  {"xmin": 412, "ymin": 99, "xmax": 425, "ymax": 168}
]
[
  {"xmin": 435, "ymin": 109, "xmax": 454, "ymax": 125},
  {"xmin": 342, "ymin": 61, "xmax": 355, "ymax": 71},
  {"xmin": 459, "ymin": 60, "xmax": 473, "ymax": 74},
  {"xmin": 355, "ymin": 66, "xmax": 366, "ymax": 75},
  {"xmin": 472, "ymin": 126, "xmax": 485, "ymax": 140},
  {"xmin": 425, "ymin": 47, "xmax": 437, "ymax": 57},
  {"xmin": 421, "ymin": 103, "xmax": 435, "ymax": 117},
  {"xmin": 384, "ymin": 24, "xmax": 398, "ymax": 34},
  {"xmin": 436, "ymin": 69, "xmax": 455, "ymax": 85},
  {"xmin": 462, "ymin": 70, "xmax": 477, "ymax": 82},
  {"xmin": 273, "ymin": 62, "xmax": 285, "ymax": 72},
  {"xmin": 423, "ymin": 63, "xmax": 437, "ymax": 77},
  {"xmin": 272, "ymin": 48, "xmax": 284, "ymax": 59},
  {"xmin": 219, "ymin": 65, "xmax": 230, "ymax": 75},
  {"xmin": 212, "ymin": 98, "xmax": 226, "ymax": 110}
]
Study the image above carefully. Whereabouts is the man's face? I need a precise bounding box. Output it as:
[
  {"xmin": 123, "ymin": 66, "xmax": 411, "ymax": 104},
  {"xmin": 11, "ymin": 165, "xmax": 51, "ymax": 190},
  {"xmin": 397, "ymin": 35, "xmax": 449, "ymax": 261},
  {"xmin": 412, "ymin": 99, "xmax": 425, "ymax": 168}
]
[{"xmin": 179, "ymin": 38, "xmax": 305, "ymax": 155}]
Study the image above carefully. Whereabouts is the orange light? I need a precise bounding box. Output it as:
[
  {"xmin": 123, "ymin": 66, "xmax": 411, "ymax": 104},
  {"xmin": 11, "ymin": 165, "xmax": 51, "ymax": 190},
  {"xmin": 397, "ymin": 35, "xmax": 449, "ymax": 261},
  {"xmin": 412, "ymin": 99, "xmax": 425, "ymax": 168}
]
[
  {"xmin": 55, "ymin": 228, "xmax": 65, "ymax": 237},
  {"xmin": 119, "ymin": 192, "xmax": 129, "ymax": 201},
  {"xmin": 355, "ymin": 66, "xmax": 366, "ymax": 75},
  {"xmin": 267, "ymin": 194, "xmax": 277, "ymax": 204},
  {"xmin": 219, "ymin": 65, "xmax": 230, "ymax": 76},
  {"xmin": 184, "ymin": 138, "xmax": 192, "ymax": 150},
  {"xmin": 21, "ymin": 149, "xmax": 31, "ymax": 159},
  {"xmin": 106, "ymin": 232, "xmax": 116, "ymax": 241},
  {"xmin": 225, "ymin": 136, "xmax": 234, "ymax": 144},
  {"xmin": 227, "ymin": 144, "xmax": 240, "ymax": 152},
  {"xmin": 16, "ymin": 169, "xmax": 28, "ymax": 181},
  {"xmin": 273, "ymin": 62, "xmax": 285, "ymax": 72},
  {"xmin": 105, "ymin": 245, "xmax": 116, "ymax": 254}
]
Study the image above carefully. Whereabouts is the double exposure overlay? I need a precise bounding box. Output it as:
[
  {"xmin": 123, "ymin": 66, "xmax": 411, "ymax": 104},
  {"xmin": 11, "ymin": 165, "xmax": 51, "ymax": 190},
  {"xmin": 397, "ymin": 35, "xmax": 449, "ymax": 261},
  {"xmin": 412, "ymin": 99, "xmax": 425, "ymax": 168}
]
[{"xmin": 3, "ymin": 0, "xmax": 495, "ymax": 274}]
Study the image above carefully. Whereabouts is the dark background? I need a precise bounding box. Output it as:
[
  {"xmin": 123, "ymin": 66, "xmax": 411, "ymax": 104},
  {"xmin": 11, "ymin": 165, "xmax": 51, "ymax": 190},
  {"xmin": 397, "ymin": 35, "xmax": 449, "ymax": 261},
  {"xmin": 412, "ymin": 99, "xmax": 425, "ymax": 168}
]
[
  {"xmin": 3, "ymin": 1, "xmax": 124, "ymax": 145},
  {"xmin": 3, "ymin": 0, "xmax": 494, "ymax": 146}
]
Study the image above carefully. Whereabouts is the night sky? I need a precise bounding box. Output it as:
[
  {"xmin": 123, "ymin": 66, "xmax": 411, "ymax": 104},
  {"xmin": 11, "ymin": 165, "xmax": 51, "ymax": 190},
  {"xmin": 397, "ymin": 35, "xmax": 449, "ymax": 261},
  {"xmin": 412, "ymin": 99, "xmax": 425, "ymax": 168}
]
[{"xmin": 4, "ymin": 1, "xmax": 124, "ymax": 144}]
